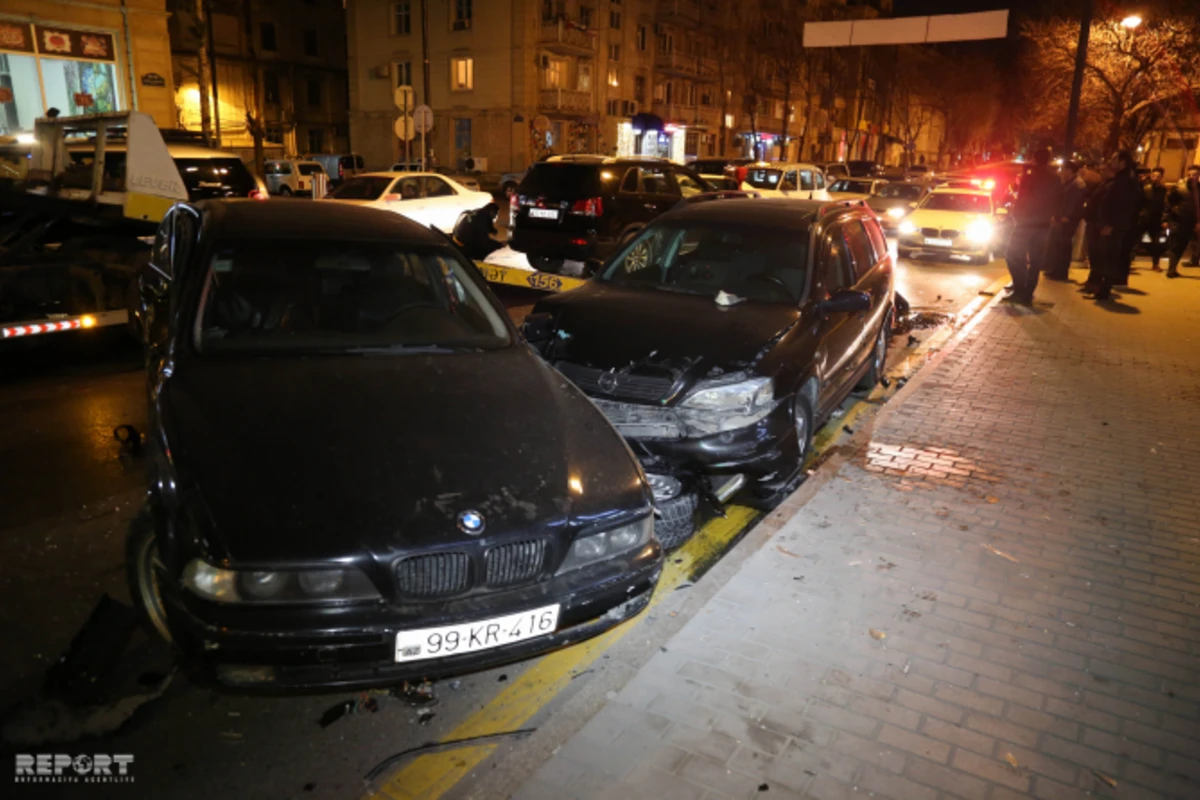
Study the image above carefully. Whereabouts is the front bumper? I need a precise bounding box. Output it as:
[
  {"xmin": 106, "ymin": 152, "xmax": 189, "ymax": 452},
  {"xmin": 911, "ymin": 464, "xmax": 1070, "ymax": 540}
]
[
  {"xmin": 898, "ymin": 234, "xmax": 990, "ymax": 259},
  {"xmin": 162, "ymin": 547, "xmax": 661, "ymax": 691},
  {"xmin": 509, "ymin": 227, "xmax": 605, "ymax": 261}
]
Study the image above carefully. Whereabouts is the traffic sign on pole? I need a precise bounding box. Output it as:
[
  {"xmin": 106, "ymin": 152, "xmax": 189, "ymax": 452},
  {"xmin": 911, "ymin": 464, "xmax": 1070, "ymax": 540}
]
[
  {"xmin": 394, "ymin": 116, "xmax": 415, "ymax": 141},
  {"xmin": 413, "ymin": 104, "xmax": 434, "ymax": 134},
  {"xmin": 394, "ymin": 85, "xmax": 415, "ymax": 110}
]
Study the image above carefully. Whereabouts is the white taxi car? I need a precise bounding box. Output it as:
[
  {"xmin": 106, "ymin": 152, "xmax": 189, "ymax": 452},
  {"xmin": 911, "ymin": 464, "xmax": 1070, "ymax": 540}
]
[
  {"xmin": 896, "ymin": 188, "xmax": 1004, "ymax": 265},
  {"xmin": 324, "ymin": 171, "xmax": 493, "ymax": 233},
  {"xmin": 740, "ymin": 162, "xmax": 832, "ymax": 201},
  {"xmin": 264, "ymin": 159, "xmax": 327, "ymax": 197}
]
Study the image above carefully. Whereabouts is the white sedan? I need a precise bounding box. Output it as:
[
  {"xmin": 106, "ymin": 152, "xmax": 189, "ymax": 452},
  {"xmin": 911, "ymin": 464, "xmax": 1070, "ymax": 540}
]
[
  {"xmin": 895, "ymin": 188, "xmax": 1004, "ymax": 265},
  {"xmin": 324, "ymin": 171, "xmax": 493, "ymax": 232},
  {"xmin": 828, "ymin": 178, "xmax": 888, "ymax": 201}
]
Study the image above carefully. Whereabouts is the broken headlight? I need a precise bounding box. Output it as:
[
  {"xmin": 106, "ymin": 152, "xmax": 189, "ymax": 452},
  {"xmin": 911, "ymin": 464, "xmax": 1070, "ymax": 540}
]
[
  {"xmin": 557, "ymin": 515, "xmax": 655, "ymax": 574},
  {"xmin": 182, "ymin": 560, "xmax": 381, "ymax": 604},
  {"xmin": 677, "ymin": 375, "xmax": 775, "ymax": 436}
]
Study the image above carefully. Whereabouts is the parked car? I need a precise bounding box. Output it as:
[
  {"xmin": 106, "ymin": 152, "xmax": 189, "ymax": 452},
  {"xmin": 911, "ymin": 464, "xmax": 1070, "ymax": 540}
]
[
  {"xmin": 846, "ymin": 160, "xmax": 883, "ymax": 178},
  {"xmin": 307, "ymin": 153, "xmax": 365, "ymax": 186},
  {"xmin": 126, "ymin": 200, "xmax": 662, "ymax": 689},
  {"xmin": 904, "ymin": 164, "xmax": 934, "ymax": 181},
  {"xmin": 865, "ymin": 182, "xmax": 929, "ymax": 234},
  {"xmin": 324, "ymin": 171, "xmax": 493, "ymax": 233},
  {"xmin": 508, "ymin": 158, "xmax": 713, "ymax": 273},
  {"xmin": 523, "ymin": 198, "xmax": 894, "ymax": 546},
  {"xmin": 66, "ymin": 141, "xmax": 268, "ymax": 200},
  {"xmin": 828, "ymin": 178, "xmax": 888, "ymax": 201},
  {"xmin": 819, "ymin": 162, "xmax": 850, "ymax": 180},
  {"xmin": 698, "ymin": 174, "xmax": 739, "ymax": 191},
  {"xmin": 264, "ymin": 159, "xmax": 327, "ymax": 197},
  {"xmin": 896, "ymin": 187, "xmax": 1006, "ymax": 264},
  {"xmin": 741, "ymin": 162, "xmax": 832, "ymax": 201}
]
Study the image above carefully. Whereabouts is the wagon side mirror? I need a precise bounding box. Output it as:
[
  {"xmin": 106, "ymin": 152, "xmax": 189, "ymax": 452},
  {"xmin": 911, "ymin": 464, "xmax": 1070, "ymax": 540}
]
[{"xmin": 820, "ymin": 290, "xmax": 871, "ymax": 315}]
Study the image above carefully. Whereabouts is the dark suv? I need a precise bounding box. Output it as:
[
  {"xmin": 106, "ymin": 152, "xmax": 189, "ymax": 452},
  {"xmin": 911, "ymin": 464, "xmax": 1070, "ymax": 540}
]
[{"xmin": 508, "ymin": 157, "xmax": 712, "ymax": 273}]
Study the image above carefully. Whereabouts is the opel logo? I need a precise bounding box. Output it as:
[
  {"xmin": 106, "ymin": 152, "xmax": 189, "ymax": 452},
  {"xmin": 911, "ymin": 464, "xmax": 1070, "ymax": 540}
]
[
  {"xmin": 457, "ymin": 510, "xmax": 485, "ymax": 535},
  {"xmin": 597, "ymin": 372, "xmax": 619, "ymax": 393}
]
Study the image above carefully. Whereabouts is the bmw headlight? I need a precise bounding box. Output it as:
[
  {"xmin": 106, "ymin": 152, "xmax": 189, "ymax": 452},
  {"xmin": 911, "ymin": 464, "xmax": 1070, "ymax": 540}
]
[
  {"xmin": 182, "ymin": 560, "xmax": 381, "ymax": 604},
  {"xmin": 966, "ymin": 220, "xmax": 993, "ymax": 243},
  {"xmin": 676, "ymin": 375, "xmax": 776, "ymax": 436},
  {"xmin": 898, "ymin": 220, "xmax": 917, "ymax": 235},
  {"xmin": 557, "ymin": 516, "xmax": 654, "ymax": 574},
  {"xmin": 886, "ymin": 206, "xmax": 906, "ymax": 219}
]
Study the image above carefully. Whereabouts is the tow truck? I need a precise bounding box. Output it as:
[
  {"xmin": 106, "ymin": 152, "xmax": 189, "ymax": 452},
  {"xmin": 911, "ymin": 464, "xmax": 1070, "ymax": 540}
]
[{"xmin": 0, "ymin": 111, "xmax": 187, "ymax": 342}]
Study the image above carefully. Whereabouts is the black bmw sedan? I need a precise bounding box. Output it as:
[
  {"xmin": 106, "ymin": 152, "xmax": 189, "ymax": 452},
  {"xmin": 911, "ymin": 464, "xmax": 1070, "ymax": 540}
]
[
  {"xmin": 127, "ymin": 200, "xmax": 660, "ymax": 690},
  {"xmin": 524, "ymin": 198, "xmax": 894, "ymax": 547}
]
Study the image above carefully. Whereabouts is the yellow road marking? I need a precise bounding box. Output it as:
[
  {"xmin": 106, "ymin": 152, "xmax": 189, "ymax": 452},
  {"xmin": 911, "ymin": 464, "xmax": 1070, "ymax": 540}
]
[{"xmin": 368, "ymin": 505, "xmax": 757, "ymax": 800}]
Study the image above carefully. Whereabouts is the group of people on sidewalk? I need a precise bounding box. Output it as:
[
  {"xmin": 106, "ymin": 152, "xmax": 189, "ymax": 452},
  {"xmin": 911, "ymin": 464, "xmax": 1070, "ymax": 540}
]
[{"xmin": 1004, "ymin": 150, "xmax": 1200, "ymax": 305}]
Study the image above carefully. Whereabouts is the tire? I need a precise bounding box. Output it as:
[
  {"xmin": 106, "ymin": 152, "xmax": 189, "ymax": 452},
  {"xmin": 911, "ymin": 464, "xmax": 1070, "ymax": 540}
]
[
  {"xmin": 530, "ymin": 255, "xmax": 564, "ymax": 274},
  {"xmin": 279, "ymin": 186, "xmax": 292, "ymax": 196},
  {"xmin": 971, "ymin": 252, "xmax": 991, "ymax": 266},
  {"xmin": 858, "ymin": 314, "xmax": 891, "ymax": 390},
  {"xmin": 125, "ymin": 502, "xmax": 174, "ymax": 645},
  {"xmin": 897, "ymin": 247, "xmax": 914, "ymax": 260},
  {"xmin": 654, "ymin": 493, "xmax": 699, "ymax": 551},
  {"xmin": 619, "ymin": 227, "xmax": 642, "ymax": 245}
]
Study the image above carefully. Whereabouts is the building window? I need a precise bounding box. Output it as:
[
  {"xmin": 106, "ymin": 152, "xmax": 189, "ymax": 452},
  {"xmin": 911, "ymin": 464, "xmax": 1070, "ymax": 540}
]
[
  {"xmin": 545, "ymin": 58, "xmax": 565, "ymax": 89},
  {"xmin": 394, "ymin": 61, "xmax": 412, "ymax": 88},
  {"xmin": 637, "ymin": 25, "xmax": 647, "ymax": 51},
  {"xmin": 392, "ymin": 2, "xmax": 412, "ymax": 35},
  {"xmin": 266, "ymin": 123, "xmax": 283, "ymax": 144},
  {"xmin": 453, "ymin": 0, "xmax": 472, "ymax": 31},
  {"xmin": 607, "ymin": 66, "xmax": 618, "ymax": 88},
  {"xmin": 659, "ymin": 32, "xmax": 673, "ymax": 53},
  {"xmin": 579, "ymin": 6, "xmax": 593, "ymax": 28},
  {"xmin": 307, "ymin": 78, "xmax": 322, "ymax": 106},
  {"xmin": 634, "ymin": 75, "xmax": 645, "ymax": 103},
  {"xmin": 608, "ymin": 43, "xmax": 620, "ymax": 62},
  {"xmin": 264, "ymin": 70, "xmax": 280, "ymax": 104},
  {"xmin": 260, "ymin": 22, "xmax": 277, "ymax": 52},
  {"xmin": 606, "ymin": 98, "xmax": 619, "ymax": 116},
  {"xmin": 304, "ymin": 29, "xmax": 319, "ymax": 56},
  {"xmin": 609, "ymin": 10, "xmax": 621, "ymax": 29},
  {"xmin": 451, "ymin": 57, "xmax": 474, "ymax": 91},
  {"xmin": 454, "ymin": 118, "xmax": 472, "ymax": 165},
  {"xmin": 578, "ymin": 62, "xmax": 592, "ymax": 91},
  {"xmin": 308, "ymin": 128, "xmax": 325, "ymax": 154}
]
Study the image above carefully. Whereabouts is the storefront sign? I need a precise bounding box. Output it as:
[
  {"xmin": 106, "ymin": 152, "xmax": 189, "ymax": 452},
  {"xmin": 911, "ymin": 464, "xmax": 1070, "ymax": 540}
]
[
  {"xmin": 141, "ymin": 73, "xmax": 166, "ymax": 87},
  {"xmin": 0, "ymin": 22, "xmax": 34, "ymax": 53},
  {"xmin": 34, "ymin": 26, "xmax": 116, "ymax": 62}
]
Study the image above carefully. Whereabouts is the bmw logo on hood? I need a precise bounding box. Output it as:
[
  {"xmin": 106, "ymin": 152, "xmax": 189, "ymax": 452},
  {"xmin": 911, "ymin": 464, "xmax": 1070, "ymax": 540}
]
[{"xmin": 457, "ymin": 510, "xmax": 486, "ymax": 535}]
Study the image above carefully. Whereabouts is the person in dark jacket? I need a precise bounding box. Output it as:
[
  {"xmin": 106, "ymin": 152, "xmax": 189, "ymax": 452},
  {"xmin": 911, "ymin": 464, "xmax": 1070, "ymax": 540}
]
[
  {"xmin": 452, "ymin": 202, "xmax": 502, "ymax": 260},
  {"xmin": 1045, "ymin": 161, "xmax": 1086, "ymax": 281},
  {"xmin": 1166, "ymin": 165, "xmax": 1200, "ymax": 278},
  {"xmin": 1085, "ymin": 151, "xmax": 1142, "ymax": 300},
  {"xmin": 1003, "ymin": 148, "xmax": 1058, "ymax": 305},
  {"xmin": 1131, "ymin": 167, "xmax": 1169, "ymax": 272}
]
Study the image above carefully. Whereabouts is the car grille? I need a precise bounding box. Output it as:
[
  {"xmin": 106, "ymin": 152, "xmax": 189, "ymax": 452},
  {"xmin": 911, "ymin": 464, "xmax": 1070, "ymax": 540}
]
[
  {"xmin": 394, "ymin": 552, "xmax": 471, "ymax": 598},
  {"xmin": 485, "ymin": 539, "xmax": 548, "ymax": 587},
  {"xmin": 921, "ymin": 227, "xmax": 960, "ymax": 239},
  {"xmin": 555, "ymin": 362, "xmax": 674, "ymax": 402}
]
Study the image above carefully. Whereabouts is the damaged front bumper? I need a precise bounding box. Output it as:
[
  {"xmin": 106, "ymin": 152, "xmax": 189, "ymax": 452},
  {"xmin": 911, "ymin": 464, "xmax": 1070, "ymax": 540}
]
[{"xmin": 160, "ymin": 549, "xmax": 661, "ymax": 691}]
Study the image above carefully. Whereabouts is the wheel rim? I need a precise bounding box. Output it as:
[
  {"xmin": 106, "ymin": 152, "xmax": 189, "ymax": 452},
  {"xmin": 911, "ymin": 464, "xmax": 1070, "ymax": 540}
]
[{"xmin": 136, "ymin": 537, "xmax": 173, "ymax": 643}]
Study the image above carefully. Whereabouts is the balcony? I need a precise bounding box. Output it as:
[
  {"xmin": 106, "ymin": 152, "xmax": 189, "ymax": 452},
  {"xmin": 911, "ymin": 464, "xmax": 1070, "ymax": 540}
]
[
  {"xmin": 652, "ymin": 101, "xmax": 696, "ymax": 124},
  {"xmin": 751, "ymin": 77, "xmax": 788, "ymax": 98},
  {"xmin": 657, "ymin": 0, "xmax": 702, "ymax": 28},
  {"xmin": 539, "ymin": 87, "xmax": 593, "ymax": 114},
  {"xmin": 538, "ymin": 19, "xmax": 597, "ymax": 56},
  {"xmin": 654, "ymin": 51, "xmax": 716, "ymax": 82}
]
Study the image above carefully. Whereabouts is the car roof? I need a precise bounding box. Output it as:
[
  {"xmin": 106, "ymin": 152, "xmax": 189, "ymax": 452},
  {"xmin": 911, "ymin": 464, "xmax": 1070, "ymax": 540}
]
[
  {"xmin": 195, "ymin": 199, "xmax": 446, "ymax": 244},
  {"xmin": 65, "ymin": 141, "xmax": 242, "ymax": 159},
  {"xmin": 928, "ymin": 187, "xmax": 991, "ymax": 197},
  {"xmin": 357, "ymin": 171, "xmax": 448, "ymax": 179},
  {"xmin": 666, "ymin": 197, "xmax": 860, "ymax": 227},
  {"xmin": 748, "ymin": 161, "xmax": 825, "ymax": 171}
]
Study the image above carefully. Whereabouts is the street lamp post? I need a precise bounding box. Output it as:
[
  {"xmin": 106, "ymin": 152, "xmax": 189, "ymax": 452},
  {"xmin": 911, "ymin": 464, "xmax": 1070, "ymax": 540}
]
[{"xmin": 1063, "ymin": 0, "xmax": 1093, "ymax": 159}]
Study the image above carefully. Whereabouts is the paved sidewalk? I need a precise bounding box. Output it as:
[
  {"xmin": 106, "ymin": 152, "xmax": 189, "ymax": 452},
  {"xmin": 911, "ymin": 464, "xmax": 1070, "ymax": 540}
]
[{"xmin": 512, "ymin": 264, "xmax": 1200, "ymax": 800}]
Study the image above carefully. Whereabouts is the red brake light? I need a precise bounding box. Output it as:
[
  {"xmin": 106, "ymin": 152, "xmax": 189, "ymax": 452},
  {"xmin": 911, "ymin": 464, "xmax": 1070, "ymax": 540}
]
[
  {"xmin": 249, "ymin": 189, "xmax": 267, "ymax": 201},
  {"xmin": 570, "ymin": 197, "xmax": 603, "ymax": 216}
]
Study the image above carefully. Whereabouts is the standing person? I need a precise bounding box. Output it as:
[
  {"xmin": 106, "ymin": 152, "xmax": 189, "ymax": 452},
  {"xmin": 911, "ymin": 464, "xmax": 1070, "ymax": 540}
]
[
  {"xmin": 1003, "ymin": 149, "xmax": 1058, "ymax": 305},
  {"xmin": 1166, "ymin": 164, "xmax": 1200, "ymax": 278},
  {"xmin": 1115, "ymin": 168, "xmax": 1149, "ymax": 284},
  {"xmin": 1085, "ymin": 151, "xmax": 1142, "ymax": 300},
  {"xmin": 1045, "ymin": 161, "xmax": 1086, "ymax": 281},
  {"xmin": 1133, "ymin": 167, "xmax": 1169, "ymax": 271}
]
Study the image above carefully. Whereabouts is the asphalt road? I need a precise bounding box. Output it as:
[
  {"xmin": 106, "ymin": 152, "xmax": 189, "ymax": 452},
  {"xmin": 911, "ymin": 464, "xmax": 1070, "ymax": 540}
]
[{"xmin": 0, "ymin": 254, "xmax": 1006, "ymax": 799}]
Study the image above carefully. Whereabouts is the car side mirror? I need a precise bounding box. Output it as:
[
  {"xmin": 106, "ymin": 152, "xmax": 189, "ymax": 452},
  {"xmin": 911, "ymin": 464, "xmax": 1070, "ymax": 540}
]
[
  {"xmin": 522, "ymin": 312, "xmax": 553, "ymax": 344},
  {"xmin": 820, "ymin": 289, "xmax": 871, "ymax": 314}
]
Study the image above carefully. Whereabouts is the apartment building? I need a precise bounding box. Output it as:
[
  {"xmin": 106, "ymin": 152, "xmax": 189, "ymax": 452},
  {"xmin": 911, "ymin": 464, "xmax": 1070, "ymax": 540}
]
[{"xmin": 169, "ymin": 0, "xmax": 350, "ymax": 160}]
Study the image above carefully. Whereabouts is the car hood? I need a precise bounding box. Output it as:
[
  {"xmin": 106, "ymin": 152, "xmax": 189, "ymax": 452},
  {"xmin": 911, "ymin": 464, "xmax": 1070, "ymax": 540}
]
[
  {"xmin": 163, "ymin": 349, "xmax": 645, "ymax": 564},
  {"xmin": 906, "ymin": 209, "xmax": 990, "ymax": 230},
  {"xmin": 533, "ymin": 282, "xmax": 800, "ymax": 396}
]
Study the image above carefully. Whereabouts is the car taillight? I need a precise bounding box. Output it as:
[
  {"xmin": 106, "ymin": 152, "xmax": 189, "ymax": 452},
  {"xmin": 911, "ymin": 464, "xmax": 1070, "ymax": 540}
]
[
  {"xmin": 569, "ymin": 197, "xmax": 603, "ymax": 216},
  {"xmin": 249, "ymin": 189, "xmax": 267, "ymax": 201}
]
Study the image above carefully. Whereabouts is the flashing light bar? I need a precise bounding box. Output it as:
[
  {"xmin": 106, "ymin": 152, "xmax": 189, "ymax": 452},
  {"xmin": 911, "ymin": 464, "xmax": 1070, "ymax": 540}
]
[{"xmin": 2, "ymin": 310, "xmax": 127, "ymax": 340}]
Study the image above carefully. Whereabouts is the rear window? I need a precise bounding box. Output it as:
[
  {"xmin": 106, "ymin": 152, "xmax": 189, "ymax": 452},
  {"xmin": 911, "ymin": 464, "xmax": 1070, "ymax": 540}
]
[
  {"xmin": 298, "ymin": 163, "xmax": 323, "ymax": 176},
  {"xmin": 518, "ymin": 163, "xmax": 617, "ymax": 196},
  {"xmin": 174, "ymin": 158, "xmax": 257, "ymax": 196},
  {"xmin": 745, "ymin": 168, "xmax": 783, "ymax": 190},
  {"xmin": 329, "ymin": 176, "xmax": 393, "ymax": 200}
]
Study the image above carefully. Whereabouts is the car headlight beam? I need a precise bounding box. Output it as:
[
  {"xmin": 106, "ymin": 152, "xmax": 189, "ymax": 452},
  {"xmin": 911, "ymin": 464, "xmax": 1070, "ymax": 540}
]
[
  {"xmin": 886, "ymin": 206, "xmax": 906, "ymax": 219},
  {"xmin": 557, "ymin": 515, "xmax": 654, "ymax": 575},
  {"xmin": 966, "ymin": 219, "xmax": 994, "ymax": 243},
  {"xmin": 898, "ymin": 220, "xmax": 917, "ymax": 235},
  {"xmin": 183, "ymin": 560, "xmax": 380, "ymax": 604}
]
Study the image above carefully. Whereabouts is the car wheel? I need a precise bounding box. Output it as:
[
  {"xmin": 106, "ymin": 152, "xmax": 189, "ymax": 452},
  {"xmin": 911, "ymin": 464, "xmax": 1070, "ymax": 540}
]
[
  {"xmin": 858, "ymin": 314, "xmax": 891, "ymax": 390},
  {"xmin": 619, "ymin": 226, "xmax": 642, "ymax": 245},
  {"xmin": 530, "ymin": 255, "xmax": 564, "ymax": 274},
  {"xmin": 279, "ymin": 186, "xmax": 292, "ymax": 196},
  {"xmin": 126, "ymin": 503, "xmax": 173, "ymax": 644},
  {"xmin": 655, "ymin": 493, "xmax": 699, "ymax": 551},
  {"xmin": 897, "ymin": 247, "xmax": 914, "ymax": 260}
]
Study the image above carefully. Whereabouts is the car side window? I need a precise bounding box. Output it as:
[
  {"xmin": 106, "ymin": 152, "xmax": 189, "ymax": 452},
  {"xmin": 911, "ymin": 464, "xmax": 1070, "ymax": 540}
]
[
  {"xmin": 422, "ymin": 176, "xmax": 455, "ymax": 197},
  {"xmin": 843, "ymin": 220, "xmax": 876, "ymax": 282},
  {"xmin": 864, "ymin": 217, "xmax": 889, "ymax": 263},
  {"xmin": 395, "ymin": 176, "xmax": 422, "ymax": 199},
  {"xmin": 800, "ymin": 170, "xmax": 814, "ymax": 191},
  {"xmin": 781, "ymin": 171, "xmax": 798, "ymax": 191},
  {"xmin": 819, "ymin": 224, "xmax": 855, "ymax": 294},
  {"xmin": 280, "ymin": 162, "xmax": 293, "ymax": 175},
  {"xmin": 639, "ymin": 167, "xmax": 677, "ymax": 196},
  {"xmin": 265, "ymin": 162, "xmax": 279, "ymax": 175},
  {"xmin": 815, "ymin": 171, "xmax": 826, "ymax": 190},
  {"xmin": 674, "ymin": 171, "xmax": 706, "ymax": 198},
  {"xmin": 620, "ymin": 168, "xmax": 639, "ymax": 193}
]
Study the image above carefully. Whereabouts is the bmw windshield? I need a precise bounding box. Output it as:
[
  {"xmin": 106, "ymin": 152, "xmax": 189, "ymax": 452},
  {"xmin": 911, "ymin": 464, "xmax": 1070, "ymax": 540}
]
[
  {"xmin": 920, "ymin": 193, "xmax": 992, "ymax": 213},
  {"xmin": 195, "ymin": 239, "xmax": 511, "ymax": 353},
  {"xmin": 599, "ymin": 221, "xmax": 809, "ymax": 304}
]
